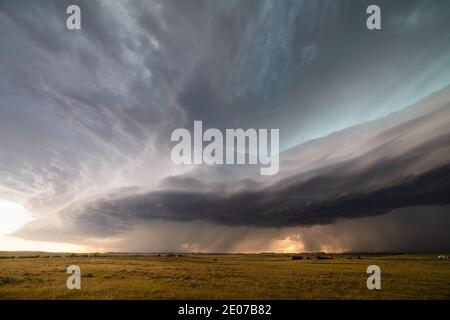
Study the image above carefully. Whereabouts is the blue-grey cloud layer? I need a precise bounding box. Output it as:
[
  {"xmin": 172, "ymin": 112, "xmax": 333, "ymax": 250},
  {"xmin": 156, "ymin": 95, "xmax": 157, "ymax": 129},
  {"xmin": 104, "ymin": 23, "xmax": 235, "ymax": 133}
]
[
  {"xmin": 13, "ymin": 87, "xmax": 450, "ymax": 242},
  {"xmin": 1, "ymin": 0, "xmax": 450, "ymax": 250}
]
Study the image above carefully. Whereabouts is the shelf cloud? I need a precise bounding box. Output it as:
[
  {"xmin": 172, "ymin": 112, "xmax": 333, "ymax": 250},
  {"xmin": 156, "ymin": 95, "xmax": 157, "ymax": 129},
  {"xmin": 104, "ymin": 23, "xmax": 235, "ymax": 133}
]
[{"xmin": 1, "ymin": 0, "xmax": 450, "ymax": 252}]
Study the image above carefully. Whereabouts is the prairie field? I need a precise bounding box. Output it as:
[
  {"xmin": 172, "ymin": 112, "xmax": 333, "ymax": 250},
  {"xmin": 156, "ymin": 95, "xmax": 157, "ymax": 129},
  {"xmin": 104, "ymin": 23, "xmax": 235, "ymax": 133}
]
[{"xmin": 0, "ymin": 252, "xmax": 449, "ymax": 300}]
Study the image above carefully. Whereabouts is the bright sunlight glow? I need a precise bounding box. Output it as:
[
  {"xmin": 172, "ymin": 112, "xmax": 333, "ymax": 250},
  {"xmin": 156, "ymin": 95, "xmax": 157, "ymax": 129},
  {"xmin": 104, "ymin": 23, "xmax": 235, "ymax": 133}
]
[{"xmin": 0, "ymin": 199, "xmax": 95, "ymax": 252}]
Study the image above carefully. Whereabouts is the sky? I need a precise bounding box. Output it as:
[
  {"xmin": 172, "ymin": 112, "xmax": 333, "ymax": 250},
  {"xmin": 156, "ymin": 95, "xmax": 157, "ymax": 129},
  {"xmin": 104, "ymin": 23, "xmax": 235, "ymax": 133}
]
[{"xmin": 0, "ymin": 0, "xmax": 450, "ymax": 253}]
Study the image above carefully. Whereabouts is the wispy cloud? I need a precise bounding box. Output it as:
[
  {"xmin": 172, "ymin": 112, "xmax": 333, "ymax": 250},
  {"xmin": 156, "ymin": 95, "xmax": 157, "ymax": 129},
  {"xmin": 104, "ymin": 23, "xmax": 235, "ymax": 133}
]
[{"xmin": 1, "ymin": 0, "xmax": 450, "ymax": 251}]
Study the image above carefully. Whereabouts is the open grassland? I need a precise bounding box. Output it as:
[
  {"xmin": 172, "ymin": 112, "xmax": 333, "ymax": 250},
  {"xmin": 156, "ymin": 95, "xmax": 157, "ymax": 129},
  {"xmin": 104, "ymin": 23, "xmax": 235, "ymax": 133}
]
[{"xmin": 0, "ymin": 252, "xmax": 449, "ymax": 299}]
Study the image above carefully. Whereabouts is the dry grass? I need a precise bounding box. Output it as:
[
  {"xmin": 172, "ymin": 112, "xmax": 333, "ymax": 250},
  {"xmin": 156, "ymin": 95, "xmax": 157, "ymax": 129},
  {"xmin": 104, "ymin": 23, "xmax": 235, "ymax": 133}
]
[{"xmin": 0, "ymin": 252, "xmax": 449, "ymax": 299}]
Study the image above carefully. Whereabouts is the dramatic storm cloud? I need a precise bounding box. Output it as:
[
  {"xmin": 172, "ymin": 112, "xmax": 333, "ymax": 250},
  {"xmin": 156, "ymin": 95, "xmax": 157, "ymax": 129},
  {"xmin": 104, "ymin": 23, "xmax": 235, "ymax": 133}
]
[{"xmin": 1, "ymin": 0, "xmax": 450, "ymax": 252}]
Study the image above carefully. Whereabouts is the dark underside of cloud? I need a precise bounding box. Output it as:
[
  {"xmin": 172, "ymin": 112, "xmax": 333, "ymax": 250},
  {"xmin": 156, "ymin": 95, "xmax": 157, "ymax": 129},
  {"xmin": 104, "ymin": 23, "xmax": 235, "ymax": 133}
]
[
  {"xmin": 60, "ymin": 147, "xmax": 450, "ymax": 232},
  {"xmin": 2, "ymin": 0, "xmax": 450, "ymax": 251},
  {"xmin": 105, "ymin": 206, "xmax": 450, "ymax": 253},
  {"xmin": 14, "ymin": 88, "xmax": 450, "ymax": 240}
]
